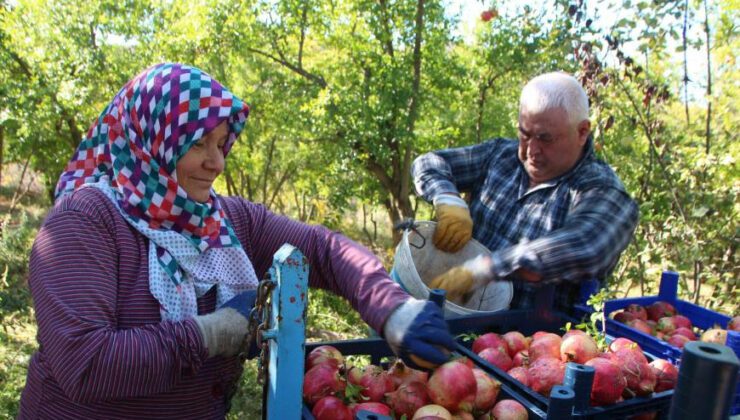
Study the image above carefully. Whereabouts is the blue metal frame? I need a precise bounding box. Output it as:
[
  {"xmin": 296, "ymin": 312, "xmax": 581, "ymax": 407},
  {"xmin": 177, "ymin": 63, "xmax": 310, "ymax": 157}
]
[{"xmin": 264, "ymin": 244, "xmax": 309, "ymax": 420}]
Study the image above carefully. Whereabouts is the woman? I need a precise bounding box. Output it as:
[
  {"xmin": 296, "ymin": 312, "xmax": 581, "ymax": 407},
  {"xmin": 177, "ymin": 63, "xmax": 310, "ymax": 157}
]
[{"xmin": 19, "ymin": 63, "xmax": 453, "ymax": 419}]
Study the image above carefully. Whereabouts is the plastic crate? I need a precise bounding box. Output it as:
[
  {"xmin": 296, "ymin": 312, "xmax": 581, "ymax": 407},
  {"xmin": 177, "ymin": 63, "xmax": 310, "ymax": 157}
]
[
  {"xmin": 301, "ymin": 337, "xmax": 548, "ymax": 419},
  {"xmin": 576, "ymin": 270, "xmax": 740, "ymax": 415},
  {"xmin": 446, "ymin": 306, "xmax": 674, "ymax": 419}
]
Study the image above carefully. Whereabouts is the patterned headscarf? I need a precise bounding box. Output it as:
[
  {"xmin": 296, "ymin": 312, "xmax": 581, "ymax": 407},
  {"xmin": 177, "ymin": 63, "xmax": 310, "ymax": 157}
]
[{"xmin": 55, "ymin": 63, "xmax": 259, "ymax": 320}]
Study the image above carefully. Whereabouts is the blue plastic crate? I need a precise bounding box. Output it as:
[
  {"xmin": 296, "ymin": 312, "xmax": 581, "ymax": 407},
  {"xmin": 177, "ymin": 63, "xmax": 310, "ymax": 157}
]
[
  {"xmin": 576, "ymin": 270, "xmax": 740, "ymax": 415},
  {"xmin": 302, "ymin": 337, "xmax": 547, "ymax": 419},
  {"xmin": 446, "ymin": 308, "xmax": 674, "ymax": 419}
]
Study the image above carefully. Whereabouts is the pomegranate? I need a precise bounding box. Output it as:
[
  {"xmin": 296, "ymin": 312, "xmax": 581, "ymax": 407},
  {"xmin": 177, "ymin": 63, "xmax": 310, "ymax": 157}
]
[
  {"xmin": 412, "ymin": 404, "xmax": 453, "ymax": 420},
  {"xmin": 472, "ymin": 333, "xmax": 508, "ymax": 355},
  {"xmin": 560, "ymin": 333, "xmax": 598, "ymax": 364},
  {"xmin": 512, "ymin": 350, "xmax": 530, "ymax": 368},
  {"xmin": 312, "ymin": 396, "xmax": 353, "ymax": 420},
  {"xmin": 348, "ymin": 364, "xmax": 394, "ymax": 402},
  {"xmin": 507, "ymin": 367, "xmax": 530, "ymax": 387},
  {"xmin": 671, "ymin": 327, "xmax": 696, "ymax": 340},
  {"xmin": 532, "ymin": 331, "xmax": 557, "ymax": 340},
  {"xmin": 646, "ymin": 301, "xmax": 676, "ymax": 321},
  {"xmin": 700, "ymin": 328, "xmax": 727, "ymax": 344},
  {"xmin": 626, "ymin": 319, "xmax": 653, "ymax": 335},
  {"xmin": 613, "ymin": 311, "xmax": 635, "ymax": 324},
  {"xmin": 562, "ymin": 329, "xmax": 587, "ymax": 340},
  {"xmin": 502, "ymin": 331, "xmax": 529, "ymax": 357},
  {"xmin": 656, "ymin": 316, "xmax": 677, "ymax": 334},
  {"xmin": 490, "ymin": 399, "xmax": 528, "ymax": 420},
  {"xmin": 427, "ymin": 360, "xmax": 478, "ymax": 412},
  {"xmin": 386, "ymin": 381, "xmax": 430, "ymax": 418},
  {"xmin": 306, "ymin": 345, "xmax": 344, "ymax": 371},
  {"xmin": 649, "ymin": 359, "xmax": 678, "ymax": 392},
  {"xmin": 303, "ymin": 363, "xmax": 346, "ymax": 405},
  {"xmin": 728, "ymin": 316, "xmax": 740, "ymax": 331},
  {"xmin": 480, "ymin": 9, "xmax": 498, "ymax": 22},
  {"xmin": 610, "ymin": 349, "xmax": 655, "ymax": 397},
  {"xmin": 666, "ymin": 334, "xmax": 690, "ymax": 349},
  {"xmin": 528, "ymin": 334, "xmax": 562, "ymax": 362},
  {"xmin": 672, "ymin": 315, "xmax": 692, "ymax": 329},
  {"xmin": 625, "ymin": 304, "xmax": 648, "ymax": 321},
  {"xmin": 451, "ymin": 410, "xmax": 474, "ymax": 420},
  {"xmin": 527, "ymin": 357, "xmax": 565, "ymax": 396},
  {"xmin": 478, "ymin": 346, "xmax": 513, "ymax": 371},
  {"xmin": 472, "ymin": 368, "xmax": 501, "ymax": 412},
  {"xmin": 350, "ymin": 401, "xmax": 392, "ymax": 417},
  {"xmin": 609, "ymin": 337, "xmax": 640, "ymax": 353},
  {"xmin": 585, "ymin": 357, "xmax": 626, "ymax": 405},
  {"xmin": 388, "ymin": 359, "xmax": 429, "ymax": 388}
]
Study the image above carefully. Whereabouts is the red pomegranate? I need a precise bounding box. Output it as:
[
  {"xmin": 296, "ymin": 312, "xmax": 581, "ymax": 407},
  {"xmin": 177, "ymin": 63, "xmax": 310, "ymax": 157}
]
[
  {"xmin": 649, "ymin": 359, "xmax": 678, "ymax": 392},
  {"xmin": 625, "ymin": 304, "xmax": 648, "ymax": 321},
  {"xmin": 507, "ymin": 366, "xmax": 530, "ymax": 387},
  {"xmin": 303, "ymin": 363, "xmax": 346, "ymax": 405},
  {"xmin": 350, "ymin": 401, "xmax": 392, "ymax": 417},
  {"xmin": 490, "ymin": 399, "xmax": 528, "ymax": 420},
  {"xmin": 560, "ymin": 333, "xmax": 598, "ymax": 364},
  {"xmin": 427, "ymin": 360, "xmax": 478, "ymax": 413},
  {"xmin": 478, "ymin": 346, "xmax": 513, "ymax": 371},
  {"xmin": 472, "ymin": 333, "xmax": 508, "ymax": 355},
  {"xmin": 585, "ymin": 357, "xmax": 626, "ymax": 405},
  {"xmin": 348, "ymin": 364, "xmax": 394, "ymax": 402},
  {"xmin": 472, "ymin": 368, "xmax": 501, "ymax": 412},
  {"xmin": 306, "ymin": 345, "xmax": 344, "ymax": 371},
  {"xmin": 512, "ymin": 350, "xmax": 530, "ymax": 368},
  {"xmin": 386, "ymin": 381, "xmax": 430, "ymax": 419},
  {"xmin": 312, "ymin": 396, "xmax": 353, "ymax": 420},
  {"xmin": 388, "ymin": 359, "xmax": 429, "ymax": 388},
  {"xmin": 502, "ymin": 331, "xmax": 529, "ymax": 357},
  {"xmin": 529, "ymin": 334, "xmax": 562, "ymax": 362},
  {"xmin": 646, "ymin": 301, "xmax": 676, "ymax": 321},
  {"xmin": 527, "ymin": 357, "xmax": 565, "ymax": 396}
]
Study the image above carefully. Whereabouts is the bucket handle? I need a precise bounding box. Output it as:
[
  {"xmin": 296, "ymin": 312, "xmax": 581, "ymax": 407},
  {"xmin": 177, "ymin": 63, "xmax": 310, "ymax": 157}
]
[{"xmin": 393, "ymin": 218, "xmax": 426, "ymax": 249}]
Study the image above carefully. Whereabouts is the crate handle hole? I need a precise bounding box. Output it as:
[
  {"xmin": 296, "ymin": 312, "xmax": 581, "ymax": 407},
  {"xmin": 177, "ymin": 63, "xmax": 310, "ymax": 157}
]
[{"xmin": 698, "ymin": 345, "xmax": 721, "ymax": 355}]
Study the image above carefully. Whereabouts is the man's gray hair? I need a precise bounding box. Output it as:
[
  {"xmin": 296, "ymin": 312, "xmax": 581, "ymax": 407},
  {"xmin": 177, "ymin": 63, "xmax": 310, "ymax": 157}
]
[{"xmin": 519, "ymin": 72, "xmax": 589, "ymax": 125}]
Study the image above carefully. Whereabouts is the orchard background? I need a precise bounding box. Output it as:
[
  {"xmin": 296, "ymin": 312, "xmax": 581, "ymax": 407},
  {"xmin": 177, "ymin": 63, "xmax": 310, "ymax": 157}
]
[{"xmin": 0, "ymin": 0, "xmax": 737, "ymax": 418}]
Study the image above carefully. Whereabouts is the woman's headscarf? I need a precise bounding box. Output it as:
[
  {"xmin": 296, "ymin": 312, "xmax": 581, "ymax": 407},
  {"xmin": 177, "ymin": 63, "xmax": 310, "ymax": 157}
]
[{"xmin": 55, "ymin": 63, "xmax": 259, "ymax": 321}]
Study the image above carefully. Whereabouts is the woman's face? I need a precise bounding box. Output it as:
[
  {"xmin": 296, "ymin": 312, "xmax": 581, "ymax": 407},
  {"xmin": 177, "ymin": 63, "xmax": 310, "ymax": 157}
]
[{"xmin": 175, "ymin": 121, "xmax": 229, "ymax": 202}]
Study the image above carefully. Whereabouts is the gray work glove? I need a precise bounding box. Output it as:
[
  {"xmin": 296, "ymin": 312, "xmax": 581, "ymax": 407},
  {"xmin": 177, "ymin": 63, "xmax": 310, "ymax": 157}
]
[{"xmin": 194, "ymin": 290, "xmax": 257, "ymax": 358}]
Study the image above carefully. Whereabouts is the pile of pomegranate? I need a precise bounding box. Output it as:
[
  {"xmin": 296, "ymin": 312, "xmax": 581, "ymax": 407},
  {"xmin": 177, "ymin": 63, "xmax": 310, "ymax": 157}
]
[
  {"xmin": 303, "ymin": 345, "xmax": 529, "ymax": 420},
  {"xmin": 469, "ymin": 330, "xmax": 679, "ymax": 406},
  {"xmin": 611, "ymin": 302, "xmax": 740, "ymax": 349}
]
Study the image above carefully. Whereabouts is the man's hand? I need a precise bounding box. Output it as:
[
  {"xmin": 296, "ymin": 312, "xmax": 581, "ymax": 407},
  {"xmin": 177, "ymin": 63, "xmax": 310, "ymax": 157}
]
[
  {"xmin": 428, "ymin": 255, "xmax": 494, "ymax": 301},
  {"xmin": 383, "ymin": 299, "xmax": 455, "ymax": 370},
  {"xmin": 433, "ymin": 195, "xmax": 473, "ymax": 253},
  {"xmin": 194, "ymin": 290, "xmax": 257, "ymax": 358}
]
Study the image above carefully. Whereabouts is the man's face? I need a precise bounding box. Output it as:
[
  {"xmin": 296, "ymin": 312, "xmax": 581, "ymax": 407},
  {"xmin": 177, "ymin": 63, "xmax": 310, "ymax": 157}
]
[{"xmin": 517, "ymin": 107, "xmax": 590, "ymax": 186}]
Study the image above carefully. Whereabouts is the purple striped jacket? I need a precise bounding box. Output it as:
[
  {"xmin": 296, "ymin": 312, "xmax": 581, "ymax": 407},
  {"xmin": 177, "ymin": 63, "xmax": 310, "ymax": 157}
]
[{"xmin": 19, "ymin": 187, "xmax": 408, "ymax": 419}]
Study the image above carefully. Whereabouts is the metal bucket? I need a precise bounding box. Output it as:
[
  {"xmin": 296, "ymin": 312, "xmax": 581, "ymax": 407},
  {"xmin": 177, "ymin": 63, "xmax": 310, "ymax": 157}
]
[{"xmin": 390, "ymin": 221, "xmax": 513, "ymax": 317}]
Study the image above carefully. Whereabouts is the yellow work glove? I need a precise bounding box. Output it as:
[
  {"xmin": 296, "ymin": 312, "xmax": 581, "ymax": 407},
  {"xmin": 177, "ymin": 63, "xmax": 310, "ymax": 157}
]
[
  {"xmin": 429, "ymin": 255, "xmax": 493, "ymax": 302},
  {"xmin": 433, "ymin": 195, "xmax": 473, "ymax": 253}
]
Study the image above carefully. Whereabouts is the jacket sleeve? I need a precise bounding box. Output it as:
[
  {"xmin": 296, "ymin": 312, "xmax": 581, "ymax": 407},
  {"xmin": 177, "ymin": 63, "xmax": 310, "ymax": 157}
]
[
  {"xmin": 225, "ymin": 198, "xmax": 410, "ymax": 333},
  {"xmin": 489, "ymin": 187, "xmax": 639, "ymax": 282},
  {"xmin": 411, "ymin": 140, "xmax": 501, "ymax": 202},
  {"xmin": 29, "ymin": 203, "xmax": 208, "ymax": 403}
]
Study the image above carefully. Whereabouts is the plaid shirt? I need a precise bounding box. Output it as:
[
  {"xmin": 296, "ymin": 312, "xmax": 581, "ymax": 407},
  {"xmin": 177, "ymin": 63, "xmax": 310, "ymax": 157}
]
[{"xmin": 412, "ymin": 138, "xmax": 639, "ymax": 310}]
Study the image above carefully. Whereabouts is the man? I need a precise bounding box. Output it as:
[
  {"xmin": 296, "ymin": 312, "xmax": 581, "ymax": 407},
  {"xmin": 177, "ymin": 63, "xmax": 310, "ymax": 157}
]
[{"xmin": 412, "ymin": 71, "xmax": 638, "ymax": 309}]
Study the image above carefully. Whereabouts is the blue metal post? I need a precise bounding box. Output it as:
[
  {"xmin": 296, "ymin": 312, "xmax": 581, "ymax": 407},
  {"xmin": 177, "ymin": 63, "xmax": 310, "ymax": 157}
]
[{"xmin": 264, "ymin": 244, "xmax": 309, "ymax": 420}]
